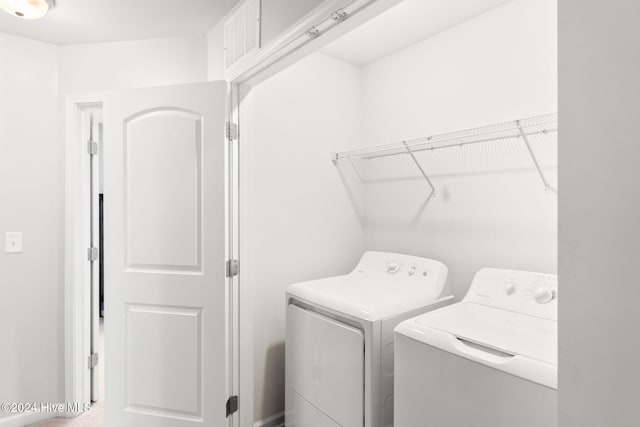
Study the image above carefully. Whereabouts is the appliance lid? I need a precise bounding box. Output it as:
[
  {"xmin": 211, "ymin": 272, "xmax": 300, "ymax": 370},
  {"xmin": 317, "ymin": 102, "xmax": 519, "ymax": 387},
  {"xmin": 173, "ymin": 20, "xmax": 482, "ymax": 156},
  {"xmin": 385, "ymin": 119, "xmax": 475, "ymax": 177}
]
[
  {"xmin": 287, "ymin": 251, "xmax": 450, "ymax": 321},
  {"xmin": 395, "ymin": 302, "xmax": 558, "ymax": 389},
  {"xmin": 413, "ymin": 302, "xmax": 557, "ymax": 365},
  {"xmin": 287, "ymin": 272, "xmax": 449, "ymax": 321}
]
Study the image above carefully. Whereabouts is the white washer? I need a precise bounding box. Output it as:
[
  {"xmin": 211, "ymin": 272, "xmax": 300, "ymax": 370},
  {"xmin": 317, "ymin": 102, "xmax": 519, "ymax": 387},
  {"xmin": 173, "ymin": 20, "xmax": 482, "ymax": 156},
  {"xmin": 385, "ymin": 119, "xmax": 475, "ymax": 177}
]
[
  {"xmin": 394, "ymin": 268, "xmax": 558, "ymax": 427},
  {"xmin": 285, "ymin": 251, "xmax": 452, "ymax": 427}
]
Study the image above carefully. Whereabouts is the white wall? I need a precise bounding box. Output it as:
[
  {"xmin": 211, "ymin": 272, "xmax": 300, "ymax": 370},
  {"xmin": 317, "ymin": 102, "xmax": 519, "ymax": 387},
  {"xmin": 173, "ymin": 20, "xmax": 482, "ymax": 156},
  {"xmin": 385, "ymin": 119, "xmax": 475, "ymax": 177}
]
[
  {"xmin": 0, "ymin": 33, "xmax": 61, "ymax": 422},
  {"xmin": 207, "ymin": 21, "xmax": 226, "ymax": 81},
  {"xmin": 359, "ymin": 0, "xmax": 558, "ymax": 298},
  {"xmin": 59, "ymin": 36, "xmax": 207, "ymax": 94},
  {"xmin": 248, "ymin": 52, "xmax": 365, "ymax": 422},
  {"xmin": 558, "ymin": 1, "xmax": 640, "ymax": 425},
  {"xmin": 0, "ymin": 33, "xmax": 208, "ymax": 425}
]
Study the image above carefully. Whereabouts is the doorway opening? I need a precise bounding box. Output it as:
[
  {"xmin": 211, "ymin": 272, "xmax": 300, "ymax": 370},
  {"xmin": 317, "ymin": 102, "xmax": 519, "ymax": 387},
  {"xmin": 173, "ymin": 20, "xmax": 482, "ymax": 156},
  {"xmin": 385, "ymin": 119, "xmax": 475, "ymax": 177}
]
[{"xmin": 34, "ymin": 100, "xmax": 106, "ymax": 426}]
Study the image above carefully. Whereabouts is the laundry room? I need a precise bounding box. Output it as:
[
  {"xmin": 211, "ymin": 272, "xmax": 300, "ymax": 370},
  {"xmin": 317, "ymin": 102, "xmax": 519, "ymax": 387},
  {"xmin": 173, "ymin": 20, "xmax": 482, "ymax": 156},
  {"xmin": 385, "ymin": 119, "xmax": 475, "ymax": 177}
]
[
  {"xmin": 1, "ymin": 0, "xmax": 637, "ymax": 426},
  {"xmin": 244, "ymin": 0, "xmax": 557, "ymax": 424}
]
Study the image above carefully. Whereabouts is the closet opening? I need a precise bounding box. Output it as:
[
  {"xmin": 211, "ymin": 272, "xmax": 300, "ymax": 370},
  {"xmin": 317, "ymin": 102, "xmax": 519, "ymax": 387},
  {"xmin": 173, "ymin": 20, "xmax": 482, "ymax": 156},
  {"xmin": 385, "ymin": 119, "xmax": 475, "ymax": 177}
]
[{"xmin": 236, "ymin": 0, "xmax": 557, "ymax": 425}]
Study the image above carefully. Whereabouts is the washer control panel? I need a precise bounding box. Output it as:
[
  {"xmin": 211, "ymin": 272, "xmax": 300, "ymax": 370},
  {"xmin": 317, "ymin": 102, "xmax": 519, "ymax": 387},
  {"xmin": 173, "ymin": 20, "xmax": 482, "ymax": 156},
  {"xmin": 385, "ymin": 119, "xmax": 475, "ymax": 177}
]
[{"xmin": 465, "ymin": 268, "xmax": 558, "ymax": 320}]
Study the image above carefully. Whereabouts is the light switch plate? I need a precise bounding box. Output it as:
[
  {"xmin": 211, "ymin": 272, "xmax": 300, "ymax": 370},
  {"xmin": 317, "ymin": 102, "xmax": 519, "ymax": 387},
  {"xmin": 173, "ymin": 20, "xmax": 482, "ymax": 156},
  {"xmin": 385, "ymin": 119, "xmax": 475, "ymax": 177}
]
[{"xmin": 5, "ymin": 232, "xmax": 23, "ymax": 253}]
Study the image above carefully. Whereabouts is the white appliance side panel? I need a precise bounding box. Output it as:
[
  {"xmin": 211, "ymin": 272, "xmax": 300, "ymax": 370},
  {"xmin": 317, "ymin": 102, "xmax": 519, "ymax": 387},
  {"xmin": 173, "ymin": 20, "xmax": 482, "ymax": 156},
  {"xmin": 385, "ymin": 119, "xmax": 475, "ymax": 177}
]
[
  {"xmin": 287, "ymin": 304, "xmax": 364, "ymax": 427},
  {"xmin": 394, "ymin": 334, "xmax": 557, "ymax": 427},
  {"xmin": 377, "ymin": 297, "xmax": 455, "ymax": 427}
]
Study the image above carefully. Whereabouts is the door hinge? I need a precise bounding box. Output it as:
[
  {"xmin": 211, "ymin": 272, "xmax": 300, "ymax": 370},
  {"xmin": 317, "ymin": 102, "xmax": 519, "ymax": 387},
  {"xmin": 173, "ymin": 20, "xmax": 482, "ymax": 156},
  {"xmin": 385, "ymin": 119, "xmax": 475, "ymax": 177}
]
[
  {"xmin": 88, "ymin": 353, "xmax": 99, "ymax": 369},
  {"xmin": 87, "ymin": 140, "xmax": 98, "ymax": 156},
  {"xmin": 226, "ymin": 259, "xmax": 239, "ymax": 277},
  {"xmin": 87, "ymin": 247, "xmax": 98, "ymax": 261},
  {"xmin": 226, "ymin": 121, "xmax": 238, "ymax": 141},
  {"xmin": 226, "ymin": 395, "xmax": 238, "ymax": 417}
]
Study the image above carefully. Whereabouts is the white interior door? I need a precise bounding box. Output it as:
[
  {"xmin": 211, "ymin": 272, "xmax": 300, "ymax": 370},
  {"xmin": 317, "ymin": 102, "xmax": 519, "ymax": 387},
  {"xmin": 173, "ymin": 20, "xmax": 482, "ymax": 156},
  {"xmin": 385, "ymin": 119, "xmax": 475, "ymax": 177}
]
[{"xmin": 104, "ymin": 82, "xmax": 229, "ymax": 427}]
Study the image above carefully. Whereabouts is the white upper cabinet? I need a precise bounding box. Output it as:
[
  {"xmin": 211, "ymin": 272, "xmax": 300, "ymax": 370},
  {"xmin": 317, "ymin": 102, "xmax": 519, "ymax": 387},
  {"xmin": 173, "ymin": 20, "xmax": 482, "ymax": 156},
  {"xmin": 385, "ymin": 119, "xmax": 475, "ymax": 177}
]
[
  {"xmin": 225, "ymin": 0, "xmax": 261, "ymax": 70},
  {"xmin": 224, "ymin": 0, "xmax": 330, "ymax": 72}
]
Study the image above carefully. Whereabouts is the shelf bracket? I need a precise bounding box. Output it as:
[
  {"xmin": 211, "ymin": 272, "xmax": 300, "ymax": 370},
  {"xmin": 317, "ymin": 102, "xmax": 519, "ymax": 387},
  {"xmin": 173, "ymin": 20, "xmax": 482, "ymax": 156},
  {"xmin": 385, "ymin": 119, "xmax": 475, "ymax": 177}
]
[
  {"xmin": 332, "ymin": 152, "xmax": 364, "ymax": 182},
  {"xmin": 517, "ymin": 122, "xmax": 557, "ymax": 194},
  {"xmin": 403, "ymin": 141, "xmax": 436, "ymax": 203},
  {"xmin": 347, "ymin": 156, "xmax": 364, "ymax": 181}
]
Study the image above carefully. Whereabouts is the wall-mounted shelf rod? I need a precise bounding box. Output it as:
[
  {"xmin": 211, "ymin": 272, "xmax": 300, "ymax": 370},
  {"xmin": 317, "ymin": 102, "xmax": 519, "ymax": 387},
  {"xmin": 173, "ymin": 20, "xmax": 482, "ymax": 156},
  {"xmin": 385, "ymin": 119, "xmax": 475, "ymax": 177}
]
[
  {"xmin": 334, "ymin": 113, "xmax": 557, "ymax": 161},
  {"xmin": 332, "ymin": 113, "xmax": 557, "ymax": 193},
  {"xmin": 346, "ymin": 128, "xmax": 553, "ymax": 160}
]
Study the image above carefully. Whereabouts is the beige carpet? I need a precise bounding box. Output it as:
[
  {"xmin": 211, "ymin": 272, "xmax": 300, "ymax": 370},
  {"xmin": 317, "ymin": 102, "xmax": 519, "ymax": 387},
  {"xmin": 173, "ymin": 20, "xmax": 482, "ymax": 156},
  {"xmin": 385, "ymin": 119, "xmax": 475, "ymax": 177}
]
[{"xmin": 31, "ymin": 319, "xmax": 104, "ymax": 427}]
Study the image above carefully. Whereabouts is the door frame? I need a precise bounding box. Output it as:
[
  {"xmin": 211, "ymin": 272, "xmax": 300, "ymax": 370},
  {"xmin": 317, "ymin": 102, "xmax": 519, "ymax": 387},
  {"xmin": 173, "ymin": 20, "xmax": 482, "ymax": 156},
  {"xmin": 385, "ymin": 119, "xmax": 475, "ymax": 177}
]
[{"xmin": 64, "ymin": 93, "xmax": 105, "ymax": 417}]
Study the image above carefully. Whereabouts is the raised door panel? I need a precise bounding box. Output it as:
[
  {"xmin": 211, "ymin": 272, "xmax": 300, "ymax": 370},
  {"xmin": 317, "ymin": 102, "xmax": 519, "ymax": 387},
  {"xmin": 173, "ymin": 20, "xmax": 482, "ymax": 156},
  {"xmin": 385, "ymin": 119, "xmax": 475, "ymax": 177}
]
[
  {"xmin": 124, "ymin": 108, "xmax": 202, "ymax": 272},
  {"xmin": 125, "ymin": 304, "xmax": 202, "ymax": 419}
]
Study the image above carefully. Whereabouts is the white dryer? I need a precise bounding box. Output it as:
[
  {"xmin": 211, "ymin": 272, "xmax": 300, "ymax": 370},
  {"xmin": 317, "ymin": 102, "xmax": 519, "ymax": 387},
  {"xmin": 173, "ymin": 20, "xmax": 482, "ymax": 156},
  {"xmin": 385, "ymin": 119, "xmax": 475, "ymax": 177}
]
[
  {"xmin": 394, "ymin": 268, "xmax": 558, "ymax": 427},
  {"xmin": 285, "ymin": 251, "xmax": 452, "ymax": 427}
]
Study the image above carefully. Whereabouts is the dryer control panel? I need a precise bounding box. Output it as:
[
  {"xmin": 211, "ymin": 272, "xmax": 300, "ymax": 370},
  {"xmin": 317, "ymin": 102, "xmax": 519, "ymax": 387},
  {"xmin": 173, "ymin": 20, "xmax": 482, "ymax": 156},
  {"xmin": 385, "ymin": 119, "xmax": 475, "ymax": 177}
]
[
  {"xmin": 353, "ymin": 251, "xmax": 449, "ymax": 287},
  {"xmin": 464, "ymin": 268, "xmax": 558, "ymax": 320}
]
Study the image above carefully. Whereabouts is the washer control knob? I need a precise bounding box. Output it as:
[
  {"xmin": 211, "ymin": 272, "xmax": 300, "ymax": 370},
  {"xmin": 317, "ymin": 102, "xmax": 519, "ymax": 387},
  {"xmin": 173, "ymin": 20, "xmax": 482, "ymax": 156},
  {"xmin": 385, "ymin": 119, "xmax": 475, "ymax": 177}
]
[
  {"xmin": 386, "ymin": 262, "xmax": 400, "ymax": 273},
  {"xmin": 534, "ymin": 287, "xmax": 555, "ymax": 304},
  {"xmin": 505, "ymin": 283, "xmax": 516, "ymax": 296},
  {"xmin": 408, "ymin": 265, "xmax": 417, "ymax": 276}
]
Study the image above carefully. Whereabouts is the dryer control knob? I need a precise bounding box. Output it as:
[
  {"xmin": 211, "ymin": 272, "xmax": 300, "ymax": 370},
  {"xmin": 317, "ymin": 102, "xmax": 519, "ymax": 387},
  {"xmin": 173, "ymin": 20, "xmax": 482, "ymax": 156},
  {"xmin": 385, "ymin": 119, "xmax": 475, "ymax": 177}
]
[
  {"xmin": 534, "ymin": 287, "xmax": 555, "ymax": 304},
  {"xmin": 386, "ymin": 262, "xmax": 400, "ymax": 273},
  {"xmin": 505, "ymin": 283, "xmax": 516, "ymax": 296}
]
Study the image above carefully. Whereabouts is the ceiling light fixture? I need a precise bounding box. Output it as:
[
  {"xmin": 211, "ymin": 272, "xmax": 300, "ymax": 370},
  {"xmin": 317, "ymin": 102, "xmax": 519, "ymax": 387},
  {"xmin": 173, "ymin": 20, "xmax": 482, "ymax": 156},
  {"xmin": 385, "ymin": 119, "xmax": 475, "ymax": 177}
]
[{"xmin": 0, "ymin": 0, "xmax": 55, "ymax": 20}]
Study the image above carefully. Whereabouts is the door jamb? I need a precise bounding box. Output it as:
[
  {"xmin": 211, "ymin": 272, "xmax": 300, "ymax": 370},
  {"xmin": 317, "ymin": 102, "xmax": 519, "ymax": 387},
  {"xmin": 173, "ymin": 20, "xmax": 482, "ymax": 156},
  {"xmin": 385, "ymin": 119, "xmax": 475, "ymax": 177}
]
[
  {"xmin": 64, "ymin": 93, "xmax": 105, "ymax": 417},
  {"xmin": 230, "ymin": 81, "xmax": 253, "ymax": 427}
]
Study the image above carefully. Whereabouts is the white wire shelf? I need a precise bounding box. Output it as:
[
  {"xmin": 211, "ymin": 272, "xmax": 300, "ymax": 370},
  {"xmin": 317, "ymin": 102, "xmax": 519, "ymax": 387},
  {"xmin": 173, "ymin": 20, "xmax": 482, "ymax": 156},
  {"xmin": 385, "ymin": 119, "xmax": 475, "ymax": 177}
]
[{"xmin": 332, "ymin": 113, "xmax": 558, "ymax": 194}]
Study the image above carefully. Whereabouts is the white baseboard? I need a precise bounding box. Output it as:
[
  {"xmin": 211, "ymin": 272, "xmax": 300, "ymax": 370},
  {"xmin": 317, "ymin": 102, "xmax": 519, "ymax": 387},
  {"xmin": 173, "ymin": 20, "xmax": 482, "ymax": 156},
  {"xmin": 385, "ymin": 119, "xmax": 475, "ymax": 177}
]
[
  {"xmin": 253, "ymin": 411, "xmax": 284, "ymax": 427},
  {"xmin": 0, "ymin": 410, "xmax": 53, "ymax": 427}
]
